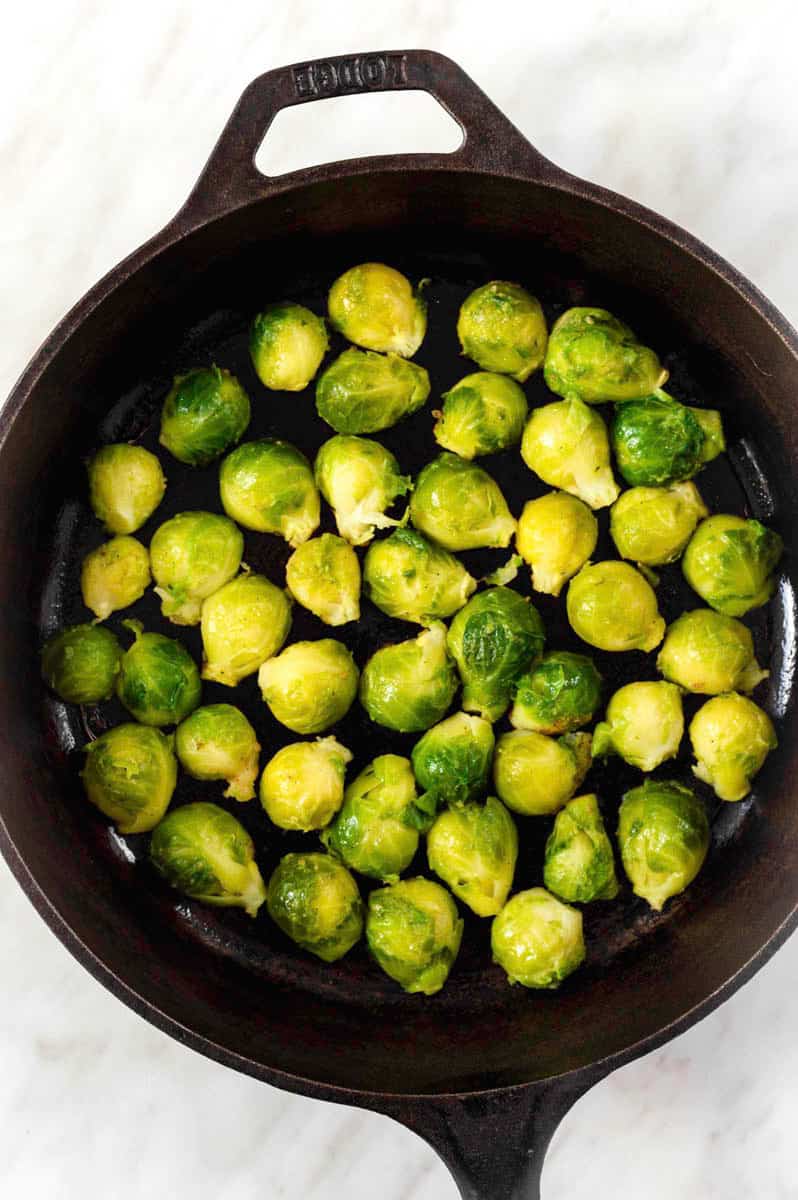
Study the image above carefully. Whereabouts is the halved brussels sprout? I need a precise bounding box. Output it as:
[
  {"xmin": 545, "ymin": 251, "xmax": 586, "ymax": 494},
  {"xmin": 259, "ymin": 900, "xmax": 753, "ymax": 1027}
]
[
  {"xmin": 314, "ymin": 434, "xmax": 411, "ymax": 545},
  {"xmin": 200, "ymin": 572, "xmax": 292, "ymax": 687},
  {"xmin": 409, "ymin": 453, "xmax": 516, "ymax": 551},
  {"xmin": 87, "ymin": 444, "xmax": 166, "ymax": 534},
  {"xmin": 175, "ymin": 703, "xmax": 261, "ymax": 802},
  {"xmin": 411, "ymin": 712, "xmax": 495, "ymax": 813},
  {"xmin": 41, "ymin": 623, "xmax": 122, "ymax": 704},
  {"xmin": 366, "ymin": 877, "xmax": 463, "ymax": 994},
  {"xmin": 427, "ymin": 797, "xmax": 518, "ymax": 917},
  {"xmin": 610, "ymin": 481, "xmax": 708, "ymax": 566},
  {"xmin": 543, "ymin": 794, "xmax": 619, "ymax": 903},
  {"xmin": 493, "ymin": 729, "xmax": 592, "ymax": 817},
  {"xmin": 219, "ymin": 439, "xmax": 320, "ymax": 546},
  {"xmin": 611, "ymin": 393, "xmax": 724, "ymax": 487},
  {"xmin": 457, "ymin": 281, "xmax": 547, "ymax": 381},
  {"xmin": 286, "ymin": 533, "xmax": 361, "ymax": 626},
  {"xmin": 359, "ymin": 622, "xmax": 458, "ymax": 733},
  {"xmin": 322, "ymin": 754, "xmax": 421, "ymax": 882},
  {"xmin": 491, "ymin": 887, "xmax": 585, "ymax": 989},
  {"xmin": 657, "ymin": 608, "xmax": 767, "ymax": 695},
  {"xmin": 316, "ymin": 348, "xmax": 430, "ymax": 434},
  {"xmin": 447, "ymin": 587, "xmax": 545, "ymax": 722},
  {"xmin": 521, "ymin": 396, "xmax": 620, "ymax": 509},
  {"xmin": 250, "ymin": 302, "xmax": 329, "ymax": 391},
  {"xmin": 544, "ymin": 307, "xmax": 667, "ymax": 403},
  {"xmin": 149, "ymin": 510, "xmax": 243, "ymax": 626},
  {"xmin": 510, "ymin": 651, "xmax": 601, "ymax": 734},
  {"xmin": 260, "ymin": 737, "xmax": 352, "ymax": 831},
  {"xmin": 567, "ymin": 561, "xmax": 665, "ymax": 652},
  {"xmin": 617, "ymin": 779, "xmax": 709, "ymax": 911},
  {"xmin": 81, "ymin": 723, "xmax": 177, "ymax": 834},
  {"xmin": 516, "ymin": 492, "xmax": 598, "ymax": 596},
  {"xmin": 689, "ymin": 693, "xmax": 777, "ymax": 801},
  {"xmin": 267, "ymin": 852, "xmax": 363, "ymax": 961},
  {"xmin": 592, "ymin": 681, "xmax": 684, "ymax": 772},
  {"xmin": 258, "ymin": 639, "xmax": 359, "ymax": 734},
  {"xmin": 81, "ymin": 535, "xmax": 151, "ymax": 620},
  {"xmin": 682, "ymin": 514, "xmax": 783, "ymax": 616},
  {"xmin": 363, "ymin": 528, "xmax": 476, "ymax": 625},
  {"xmin": 115, "ymin": 619, "xmax": 201, "ymax": 726},
  {"xmin": 159, "ymin": 366, "xmax": 250, "ymax": 465},
  {"xmin": 328, "ymin": 262, "xmax": 426, "ymax": 357},
  {"xmin": 433, "ymin": 371, "xmax": 528, "ymax": 459}
]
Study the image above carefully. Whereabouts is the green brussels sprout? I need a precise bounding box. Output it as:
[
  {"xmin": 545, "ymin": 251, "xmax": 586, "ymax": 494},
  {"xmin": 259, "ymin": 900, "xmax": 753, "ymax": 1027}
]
[
  {"xmin": 617, "ymin": 779, "xmax": 710, "ymax": 911},
  {"xmin": 316, "ymin": 348, "xmax": 430, "ymax": 435},
  {"xmin": 219, "ymin": 439, "xmax": 320, "ymax": 546},
  {"xmin": 314, "ymin": 434, "xmax": 411, "ymax": 546},
  {"xmin": 611, "ymin": 393, "xmax": 725, "ymax": 487},
  {"xmin": 175, "ymin": 703, "xmax": 261, "ymax": 802},
  {"xmin": 363, "ymin": 528, "xmax": 476, "ymax": 626},
  {"xmin": 159, "ymin": 366, "xmax": 250, "ymax": 466},
  {"xmin": 249, "ymin": 302, "xmax": 329, "ymax": 391},
  {"xmin": 366, "ymin": 877, "xmax": 463, "ymax": 994},
  {"xmin": 521, "ymin": 396, "xmax": 620, "ymax": 509},
  {"xmin": 592, "ymin": 681, "xmax": 684, "ymax": 772},
  {"xmin": 150, "ymin": 802, "xmax": 266, "ymax": 917},
  {"xmin": 427, "ymin": 797, "xmax": 518, "ymax": 917},
  {"xmin": 260, "ymin": 737, "xmax": 353, "ymax": 831},
  {"xmin": 411, "ymin": 712, "xmax": 495, "ymax": 813},
  {"xmin": 410, "ymin": 453, "xmax": 516, "ymax": 552},
  {"xmin": 286, "ymin": 533, "xmax": 361, "ymax": 626},
  {"xmin": 149, "ymin": 511, "xmax": 243, "ymax": 626},
  {"xmin": 567, "ymin": 561, "xmax": 665, "ymax": 652},
  {"xmin": 81, "ymin": 535, "xmax": 151, "ymax": 620},
  {"xmin": 610, "ymin": 481, "xmax": 708, "ymax": 566},
  {"xmin": 359, "ymin": 622, "xmax": 458, "ymax": 733},
  {"xmin": 433, "ymin": 371, "xmax": 528, "ymax": 459},
  {"xmin": 510, "ymin": 650, "xmax": 601, "ymax": 734},
  {"xmin": 682, "ymin": 514, "xmax": 783, "ymax": 617},
  {"xmin": 200, "ymin": 572, "xmax": 292, "ymax": 687},
  {"xmin": 87, "ymin": 444, "xmax": 166, "ymax": 534},
  {"xmin": 41, "ymin": 623, "xmax": 122, "ymax": 704},
  {"xmin": 544, "ymin": 307, "xmax": 667, "ymax": 403},
  {"xmin": 81, "ymin": 723, "xmax": 177, "ymax": 833},
  {"xmin": 516, "ymin": 492, "xmax": 598, "ymax": 596},
  {"xmin": 267, "ymin": 852, "xmax": 363, "ymax": 961},
  {"xmin": 447, "ymin": 587, "xmax": 545, "ymax": 722},
  {"xmin": 491, "ymin": 887, "xmax": 585, "ymax": 989},
  {"xmin": 457, "ymin": 281, "xmax": 547, "ymax": 381},
  {"xmin": 689, "ymin": 692, "xmax": 777, "ymax": 801},
  {"xmin": 328, "ymin": 262, "xmax": 426, "ymax": 357},
  {"xmin": 493, "ymin": 729, "xmax": 592, "ymax": 816},
  {"xmin": 258, "ymin": 639, "xmax": 359, "ymax": 734},
  {"xmin": 657, "ymin": 608, "xmax": 767, "ymax": 695},
  {"xmin": 115, "ymin": 619, "xmax": 201, "ymax": 726},
  {"xmin": 322, "ymin": 754, "xmax": 421, "ymax": 882},
  {"xmin": 543, "ymin": 794, "xmax": 619, "ymax": 903}
]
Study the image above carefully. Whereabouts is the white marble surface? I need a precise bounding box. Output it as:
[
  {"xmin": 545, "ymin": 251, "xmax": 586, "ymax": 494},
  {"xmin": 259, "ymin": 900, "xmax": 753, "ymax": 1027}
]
[{"xmin": 3, "ymin": 3, "xmax": 798, "ymax": 1196}]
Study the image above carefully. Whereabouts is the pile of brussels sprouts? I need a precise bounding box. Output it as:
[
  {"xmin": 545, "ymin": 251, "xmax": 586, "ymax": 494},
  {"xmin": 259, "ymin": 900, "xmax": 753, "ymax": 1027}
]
[{"xmin": 40, "ymin": 262, "xmax": 783, "ymax": 997}]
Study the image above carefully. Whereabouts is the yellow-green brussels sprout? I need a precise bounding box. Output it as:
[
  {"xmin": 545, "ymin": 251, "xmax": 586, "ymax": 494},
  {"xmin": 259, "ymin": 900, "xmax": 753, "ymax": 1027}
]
[
  {"xmin": 411, "ymin": 712, "xmax": 495, "ymax": 814},
  {"xmin": 87, "ymin": 444, "xmax": 166, "ymax": 534},
  {"xmin": 286, "ymin": 533, "xmax": 361, "ymax": 626},
  {"xmin": 249, "ymin": 302, "xmax": 328, "ymax": 391},
  {"xmin": 610, "ymin": 481, "xmax": 708, "ymax": 566},
  {"xmin": 81, "ymin": 536, "xmax": 150, "ymax": 620},
  {"xmin": 359, "ymin": 622, "xmax": 458, "ymax": 733},
  {"xmin": 322, "ymin": 754, "xmax": 421, "ymax": 882},
  {"xmin": 159, "ymin": 366, "xmax": 250, "ymax": 466},
  {"xmin": 366, "ymin": 877, "xmax": 463, "ymax": 994},
  {"xmin": 433, "ymin": 372, "xmax": 528, "ymax": 459},
  {"xmin": 682, "ymin": 514, "xmax": 783, "ymax": 617},
  {"xmin": 314, "ymin": 434, "xmax": 411, "ymax": 546},
  {"xmin": 657, "ymin": 608, "xmax": 767, "ymax": 695},
  {"xmin": 328, "ymin": 262, "xmax": 426, "ymax": 357},
  {"xmin": 543, "ymin": 794, "xmax": 618, "ymax": 903},
  {"xmin": 267, "ymin": 852, "xmax": 363, "ymax": 961},
  {"xmin": 115, "ymin": 619, "xmax": 201, "ymax": 726},
  {"xmin": 410, "ymin": 453, "xmax": 516, "ymax": 552},
  {"xmin": 521, "ymin": 396, "xmax": 620, "ymax": 510},
  {"xmin": 457, "ymin": 281, "xmax": 547, "ymax": 381},
  {"xmin": 149, "ymin": 511, "xmax": 243, "ymax": 626},
  {"xmin": 427, "ymin": 796, "xmax": 518, "ymax": 917},
  {"xmin": 260, "ymin": 737, "xmax": 352, "ymax": 831},
  {"xmin": 617, "ymin": 779, "xmax": 709, "ymax": 910},
  {"xmin": 82, "ymin": 723, "xmax": 176, "ymax": 833},
  {"xmin": 219, "ymin": 439, "xmax": 319, "ymax": 546},
  {"xmin": 175, "ymin": 703, "xmax": 260, "ymax": 802},
  {"xmin": 41, "ymin": 623, "xmax": 122, "ymax": 704},
  {"xmin": 258, "ymin": 639, "xmax": 359, "ymax": 734},
  {"xmin": 200, "ymin": 572, "xmax": 292, "ymax": 687},
  {"xmin": 363, "ymin": 529, "xmax": 476, "ymax": 626},
  {"xmin": 592, "ymin": 681, "xmax": 684, "ymax": 772},
  {"xmin": 491, "ymin": 887, "xmax": 585, "ymax": 989},
  {"xmin": 447, "ymin": 587, "xmax": 545, "ymax": 722},
  {"xmin": 516, "ymin": 492, "xmax": 598, "ymax": 596},
  {"xmin": 510, "ymin": 650, "xmax": 601, "ymax": 734},
  {"xmin": 493, "ymin": 729, "xmax": 592, "ymax": 817},
  {"xmin": 612, "ymin": 393, "xmax": 725, "ymax": 487},
  {"xmin": 316, "ymin": 348, "xmax": 430, "ymax": 435},
  {"xmin": 689, "ymin": 693, "xmax": 777, "ymax": 801},
  {"xmin": 150, "ymin": 802, "xmax": 266, "ymax": 917},
  {"xmin": 544, "ymin": 307, "xmax": 667, "ymax": 403},
  {"xmin": 567, "ymin": 561, "xmax": 665, "ymax": 652}
]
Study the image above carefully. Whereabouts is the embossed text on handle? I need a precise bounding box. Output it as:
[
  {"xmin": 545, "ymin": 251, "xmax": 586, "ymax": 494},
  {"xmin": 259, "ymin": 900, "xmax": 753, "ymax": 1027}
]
[{"xmin": 292, "ymin": 53, "xmax": 409, "ymax": 98}]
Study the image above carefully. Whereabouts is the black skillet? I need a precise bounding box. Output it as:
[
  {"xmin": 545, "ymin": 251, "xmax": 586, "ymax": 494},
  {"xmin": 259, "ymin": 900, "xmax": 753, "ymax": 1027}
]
[{"xmin": 1, "ymin": 50, "xmax": 797, "ymax": 1199}]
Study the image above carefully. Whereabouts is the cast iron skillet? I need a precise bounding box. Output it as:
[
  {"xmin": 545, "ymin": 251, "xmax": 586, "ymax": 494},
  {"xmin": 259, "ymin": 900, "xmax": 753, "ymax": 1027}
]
[{"xmin": 1, "ymin": 50, "xmax": 797, "ymax": 1199}]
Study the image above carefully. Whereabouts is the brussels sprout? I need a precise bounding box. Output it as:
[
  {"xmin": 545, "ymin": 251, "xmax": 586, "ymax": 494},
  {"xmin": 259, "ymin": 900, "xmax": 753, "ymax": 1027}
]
[
  {"xmin": 149, "ymin": 511, "xmax": 244, "ymax": 626},
  {"xmin": 322, "ymin": 754, "xmax": 421, "ymax": 882},
  {"xmin": 150, "ymin": 802, "xmax": 266, "ymax": 917},
  {"xmin": 115, "ymin": 619, "xmax": 201, "ymax": 726},
  {"xmin": 219, "ymin": 439, "xmax": 320, "ymax": 546},
  {"xmin": 249, "ymin": 302, "xmax": 329, "ymax": 391},
  {"xmin": 433, "ymin": 372, "xmax": 528, "ymax": 459},
  {"xmin": 521, "ymin": 396, "xmax": 620, "ymax": 509},
  {"xmin": 267, "ymin": 852, "xmax": 363, "ymax": 961},
  {"xmin": 493, "ymin": 729, "xmax": 592, "ymax": 817},
  {"xmin": 544, "ymin": 307, "xmax": 667, "ymax": 403},
  {"xmin": 657, "ymin": 608, "xmax": 767, "ymax": 695},
  {"xmin": 610, "ymin": 481, "xmax": 708, "ymax": 567},
  {"xmin": 175, "ymin": 703, "xmax": 261, "ymax": 802},
  {"xmin": 567, "ymin": 561, "xmax": 665, "ymax": 653},
  {"xmin": 81, "ymin": 723, "xmax": 177, "ymax": 833},
  {"xmin": 200, "ymin": 572, "xmax": 292, "ymax": 687},
  {"xmin": 81, "ymin": 535, "xmax": 151, "ymax": 620},
  {"xmin": 689, "ymin": 693, "xmax": 777, "ymax": 801},
  {"xmin": 41, "ymin": 623, "xmax": 122, "ymax": 704},
  {"xmin": 592, "ymin": 681, "xmax": 684, "ymax": 772},
  {"xmin": 260, "ymin": 737, "xmax": 353, "ymax": 831},
  {"xmin": 359, "ymin": 622, "xmax": 458, "ymax": 733},
  {"xmin": 87, "ymin": 444, "xmax": 166, "ymax": 534},
  {"xmin": 363, "ymin": 528, "xmax": 476, "ymax": 626},
  {"xmin": 611, "ymin": 393, "xmax": 725, "ymax": 487},
  {"xmin": 617, "ymin": 779, "xmax": 709, "ymax": 911},
  {"xmin": 258, "ymin": 639, "xmax": 359, "ymax": 734},
  {"xmin": 491, "ymin": 887, "xmax": 585, "ymax": 989},
  {"xmin": 543, "ymin": 794, "xmax": 619, "ymax": 903},
  {"xmin": 682, "ymin": 514, "xmax": 783, "ymax": 617},
  {"xmin": 286, "ymin": 533, "xmax": 361, "ymax": 626},
  {"xmin": 328, "ymin": 262, "xmax": 426, "ymax": 357},
  {"xmin": 314, "ymin": 434, "xmax": 411, "ymax": 546},
  {"xmin": 366, "ymin": 877, "xmax": 463, "ymax": 994},
  {"xmin": 411, "ymin": 712, "xmax": 495, "ymax": 813},
  {"xmin": 410, "ymin": 453, "xmax": 516, "ymax": 552},
  {"xmin": 159, "ymin": 366, "xmax": 250, "ymax": 465},
  {"xmin": 516, "ymin": 492, "xmax": 598, "ymax": 596},
  {"xmin": 447, "ymin": 587, "xmax": 545, "ymax": 722},
  {"xmin": 510, "ymin": 651, "xmax": 601, "ymax": 734},
  {"xmin": 457, "ymin": 281, "xmax": 547, "ymax": 381},
  {"xmin": 316, "ymin": 348, "xmax": 430, "ymax": 435},
  {"xmin": 427, "ymin": 797, "xmax": 518, "ymax": 917}
]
